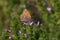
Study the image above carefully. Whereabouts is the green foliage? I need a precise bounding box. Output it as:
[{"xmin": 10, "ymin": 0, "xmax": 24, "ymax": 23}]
[{"xmin": 0, "ymin": 0, "xmax": 60, "ymax": 40}]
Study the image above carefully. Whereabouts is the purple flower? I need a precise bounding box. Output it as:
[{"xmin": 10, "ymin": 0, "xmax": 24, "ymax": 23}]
[
  {"xmin": 23, "ymin": 21, "xmax": 34, "ymax": 26},
  {"xmin": 47, "ymin": 7, "xmax": 52, "ymax": 12},
  {"xmin": 24, "ymin": 33, "xmax": 28, "ymax": 38},
  {"xmin": 29, "ymin": 21, "xmax": 34, "ymax": 26}
]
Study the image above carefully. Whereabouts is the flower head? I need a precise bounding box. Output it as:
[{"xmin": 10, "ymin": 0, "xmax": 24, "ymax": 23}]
[
  {"xmin": 18, "ymin": 30, "xmax": 21, "ymax": 34},
  {"xmin": 47, "ymin": 7, "xmax": 52, "ymax": 12},
  {"xmin": 9, "ymin": 36, "xmax": 12, "ymax": 39},
  {"xmin": 24, "ymin": 33, "xmax": 28, "ymax": 38}
]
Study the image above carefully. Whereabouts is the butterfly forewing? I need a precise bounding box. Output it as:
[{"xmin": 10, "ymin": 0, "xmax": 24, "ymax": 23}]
[{"xmin": 20, "ymin": 9, "xmax": 32, "ymax": 25}]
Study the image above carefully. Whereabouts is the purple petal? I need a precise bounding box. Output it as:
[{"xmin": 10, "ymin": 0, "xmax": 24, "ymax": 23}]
[
  {"xmin": 47, "ymin": 7, "xmax": 52, "ymax": 12},
  {"xmin": 29, "ymin": 21, "xmax": 34, "ymax": 26},
  {"xmin": 24, "ymin": 33, "xmax": 28, "ymax": 38}
]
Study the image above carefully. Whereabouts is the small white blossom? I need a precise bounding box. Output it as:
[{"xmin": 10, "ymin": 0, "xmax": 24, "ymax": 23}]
[
  {"xmin": 18, "ymin": 30, "xmax": 21, "ymax": 34},
  {"xmin": 37, "ymin": 21, "xmax": 40, "ymax": 26},
  {"xmin": 9, "ymin": 36, "xmax": 12, "ymax": 39},
  {"xmin": 23, "ymin": 22, "xmax": 26, "ymax": 25}
]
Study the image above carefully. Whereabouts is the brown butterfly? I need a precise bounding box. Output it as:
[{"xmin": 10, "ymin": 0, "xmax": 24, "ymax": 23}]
[{"xmin": 20, "ymin": 9, "xmax": 33, "ymax": 26}]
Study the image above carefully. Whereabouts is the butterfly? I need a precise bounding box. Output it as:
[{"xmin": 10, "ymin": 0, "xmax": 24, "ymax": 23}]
[{"xmin": 20, "ymin": 9, "xmax": 33, "ymax": 26}]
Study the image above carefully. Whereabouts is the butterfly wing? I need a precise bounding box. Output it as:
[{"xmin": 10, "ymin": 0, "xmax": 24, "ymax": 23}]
[{"xmin": 20, "ymin": 9, "xmax": 33, "ymax": 25}]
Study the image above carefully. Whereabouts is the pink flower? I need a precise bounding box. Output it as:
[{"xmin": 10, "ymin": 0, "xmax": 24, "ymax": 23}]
[
  {"xmin": 29, "ymin": 21, "xmax": 34, "ymax": 26},
  {"xmin": 47, "ymin": 7, "xmax": 52, "ymax": 12}
]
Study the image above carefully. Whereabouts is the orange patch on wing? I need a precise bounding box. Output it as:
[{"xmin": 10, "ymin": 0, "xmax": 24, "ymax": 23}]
[{"xmin": 22, "ymin": 9, "xmax": 31, "ymax": 18}]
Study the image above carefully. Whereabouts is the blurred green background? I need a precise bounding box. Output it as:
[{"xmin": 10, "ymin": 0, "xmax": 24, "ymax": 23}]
[{"xmin": 0, "ymin": 0, "xmax": 60, "ymax": 40}]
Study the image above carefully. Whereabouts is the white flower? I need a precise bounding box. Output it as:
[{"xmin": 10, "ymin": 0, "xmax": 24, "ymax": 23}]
[
  {"xmin": 37, "ymin": 21, "xmax": 40, "ymax": 26},
  {"xmin": 18, "ymin": 30, "xmax": 21, "ymax": 34},
  {"xmin": 9, "ymin": 36, "xmax": 12, "ymax": 39},
  {"xmin": 47, "ymin": 7, "xmax": 52, "ymax": 12}
]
